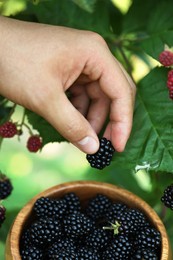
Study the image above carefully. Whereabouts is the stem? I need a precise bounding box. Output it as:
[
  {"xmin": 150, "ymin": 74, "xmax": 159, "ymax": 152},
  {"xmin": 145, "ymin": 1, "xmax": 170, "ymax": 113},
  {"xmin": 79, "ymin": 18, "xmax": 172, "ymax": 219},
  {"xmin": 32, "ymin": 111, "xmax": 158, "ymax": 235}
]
[
  {"xmin": 160, "ymin": 204, "xmax": 167, "ymax": 221},
  {"xmin": 118, "ymin": 45, "xmax": 133, "ymax": 77},
  {"xmin": 7, "ymin": 103, "xmax": 17, "ymax": 122},
  {"xmin": 103, "ymin": 221, "xmax": 121, "ymax": 235}
]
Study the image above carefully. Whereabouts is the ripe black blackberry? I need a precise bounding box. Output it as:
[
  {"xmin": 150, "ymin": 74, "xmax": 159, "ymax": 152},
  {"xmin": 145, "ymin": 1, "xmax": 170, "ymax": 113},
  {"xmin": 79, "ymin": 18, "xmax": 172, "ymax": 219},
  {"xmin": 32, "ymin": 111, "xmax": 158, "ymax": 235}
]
[
  {"xmin": 46, "ymin": 238, "xmax": 77, "ymax": 259},
  {"xmin": 33, "ymin": 196, "xmax": 67, "ymax": 220},
  {"xmin": 21, "ymin": 246, "xmax": 43, "ymax": 260},
  {"xmin": 131, "ymin": 248, "xmax": 159, "ymax": 260},
  {"xmin": 85, "ymin": 227, "xmax": 112, "ymax": 251},
  {"xmin": 103, "ymin": 208, "xmax": 148, "ymax": 240},
  {"xmin": 86, "ymin": 137, "xmax": 115, "ymax": 169},
  {"xmin": 134, "ymin": 226, "xmax": 161, "ymax": 253},
  {"xmin": 161, "ymin": 184, "xmax": 173, "ymax": 210},
  {"xmin": 48, "ymin": 249, "xmax": 77, "ymax": 259},
  {"xmin": 102, "ymin": 235, "xmax": 132, "ymax": 259},
  {"xmin": 105, "ymin": 202, "xmax": 128, "ymax": 223},
  {"xmin": 0, "ymin": 173, "xmax": 13, "ymax": 200},
  {"xmin": 77, "ymin": 246, "xmax": 100, "ymax": 260},
  {"xmin": 85, "ymin": 194, "xmax": 112, "ymax": 221},
  {"xmin": 63, "ymin": 212, "xmax": 94, "ymax": 239},
  {"xmin": 115, "ymin": 208, "xmax": 148, "ymax": 236},
  {"xmin": 0, "ymin": 205, "xmax": 6, "ymax": 226},
  {"xmin": 62, "ymin": 192, "xmax": 81, "ymax": 215},
  {"xmin": 30, "ymin": 217, "xmax": 62, "ymax": 247}
]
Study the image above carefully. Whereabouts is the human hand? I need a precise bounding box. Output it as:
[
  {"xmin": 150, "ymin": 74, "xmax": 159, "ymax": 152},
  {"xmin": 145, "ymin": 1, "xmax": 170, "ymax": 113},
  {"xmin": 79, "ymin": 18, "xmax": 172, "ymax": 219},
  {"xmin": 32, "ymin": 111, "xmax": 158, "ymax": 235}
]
[{"xmin": 0, "ymin": 16, "xmax": 136, "ymax": 154}]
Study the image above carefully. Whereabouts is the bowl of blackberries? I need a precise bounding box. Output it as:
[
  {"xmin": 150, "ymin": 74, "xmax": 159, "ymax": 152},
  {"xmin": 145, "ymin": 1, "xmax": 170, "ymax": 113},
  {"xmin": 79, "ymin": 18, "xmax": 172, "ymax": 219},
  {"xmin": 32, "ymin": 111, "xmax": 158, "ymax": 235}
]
[{"xmin": 6, "ymin": 181, "xmax": 172, "ymax": 260}]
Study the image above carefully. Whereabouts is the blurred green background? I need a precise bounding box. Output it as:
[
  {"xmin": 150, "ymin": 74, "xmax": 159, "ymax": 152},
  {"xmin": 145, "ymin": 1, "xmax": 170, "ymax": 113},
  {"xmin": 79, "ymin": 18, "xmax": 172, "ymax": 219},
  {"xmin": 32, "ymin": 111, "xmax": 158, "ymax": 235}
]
[{"xmin": 0, "ymin": 0, "xmax": 173, "ymax": 259}]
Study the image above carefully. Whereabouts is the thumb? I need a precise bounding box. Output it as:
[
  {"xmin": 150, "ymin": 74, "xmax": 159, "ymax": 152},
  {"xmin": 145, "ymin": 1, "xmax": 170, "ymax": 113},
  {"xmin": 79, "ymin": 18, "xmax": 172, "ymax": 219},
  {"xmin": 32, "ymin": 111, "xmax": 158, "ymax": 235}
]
[{"xmin": 42, "ymin": 93, "xmax": 99, "ymax": 154}]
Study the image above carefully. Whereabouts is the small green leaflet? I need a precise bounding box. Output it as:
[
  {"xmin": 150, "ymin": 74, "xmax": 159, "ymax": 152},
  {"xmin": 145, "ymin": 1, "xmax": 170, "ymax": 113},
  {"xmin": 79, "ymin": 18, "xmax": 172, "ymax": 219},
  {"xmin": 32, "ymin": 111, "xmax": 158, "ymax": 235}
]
[{"xmin": 26, "ymin": 110, "xmax": 66, "ymax": 146}]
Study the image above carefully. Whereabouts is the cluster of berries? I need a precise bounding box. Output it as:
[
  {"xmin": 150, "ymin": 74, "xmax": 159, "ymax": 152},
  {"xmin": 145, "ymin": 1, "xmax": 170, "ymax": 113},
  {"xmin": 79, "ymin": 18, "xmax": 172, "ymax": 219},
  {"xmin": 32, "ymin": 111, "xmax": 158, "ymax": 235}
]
[
  {"xmin": 20, "ymin": 193, "xmax": 161, "ymax": 260},
  {"xmin": 0, "ymin": 121, "xmax": 42, "ymax": 152},
  {"xmin": 159, "ymin": 50, "xmax": 173, "ymax": 99},
  {"xmin": 86, "ymin": 137, "xmax": 115, "ymax": 170},
  {"xmin": 0, "ymin": 173, "xmax": 13, "ymax": 228},
  {"xmin": 161, "ymin": 183, "xmax": 173, "ymax": 210}
]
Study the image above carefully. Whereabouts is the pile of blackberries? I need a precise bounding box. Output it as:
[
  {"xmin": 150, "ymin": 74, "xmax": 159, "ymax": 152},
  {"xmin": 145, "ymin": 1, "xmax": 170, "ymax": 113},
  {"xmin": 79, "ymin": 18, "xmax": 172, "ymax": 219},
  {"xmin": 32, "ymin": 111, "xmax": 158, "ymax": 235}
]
[{"xmin": 20, "ymin": 192, "xmax": 161, "ymax": 259}]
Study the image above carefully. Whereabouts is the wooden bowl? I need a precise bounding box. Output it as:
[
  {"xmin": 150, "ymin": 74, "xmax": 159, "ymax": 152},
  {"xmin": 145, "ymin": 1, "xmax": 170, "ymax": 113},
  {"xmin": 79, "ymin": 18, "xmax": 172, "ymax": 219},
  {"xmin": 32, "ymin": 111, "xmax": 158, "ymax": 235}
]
[{"xmin": 6, "ymin": 180, "xmax": 172, "ymax": 259}]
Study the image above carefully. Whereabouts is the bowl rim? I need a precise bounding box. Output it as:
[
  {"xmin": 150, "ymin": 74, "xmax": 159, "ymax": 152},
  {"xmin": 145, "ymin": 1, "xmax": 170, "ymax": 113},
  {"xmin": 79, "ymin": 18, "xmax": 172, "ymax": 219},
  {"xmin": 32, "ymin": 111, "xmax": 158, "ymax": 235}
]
[{"xmin": 6, "ymin": 180, "xmax": 171, "ymax": 260}]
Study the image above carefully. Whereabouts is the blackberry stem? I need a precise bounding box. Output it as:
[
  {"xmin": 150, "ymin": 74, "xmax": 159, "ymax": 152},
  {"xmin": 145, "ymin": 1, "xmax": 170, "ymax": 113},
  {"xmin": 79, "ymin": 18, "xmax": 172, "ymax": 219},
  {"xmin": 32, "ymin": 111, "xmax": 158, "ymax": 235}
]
[{"xmin": 103, "ymin": 221, "xmax": 121, "ymax": 235}]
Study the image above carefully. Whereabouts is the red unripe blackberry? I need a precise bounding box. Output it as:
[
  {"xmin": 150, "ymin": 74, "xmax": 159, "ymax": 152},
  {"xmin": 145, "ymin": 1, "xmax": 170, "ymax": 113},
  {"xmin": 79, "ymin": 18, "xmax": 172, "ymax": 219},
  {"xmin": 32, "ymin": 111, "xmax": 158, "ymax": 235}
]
[
  {"xmin": 0, "ymin": 205, "xmax": 6, "ymax": 226},
  {"xmin": 167, "ymin": 70, "xmax": 173, "ymax": 88},
  {"xmin": 27, "ymin": 135, "xmax": 42, "ymax": 152},
  {"xmin": 86, "ymin": 137, "xmax": 115, "ymax": 169},
  {"xmin": 0, "ymin": 121, "xmax": 17, "ymax": 138},
  {"xmin": 0, "ymin": 173, "xmax": 13, "ymax": 200},
  {"xmin": 161, "ymin": 183, "xmax": 173, "ymax": 210},
  {"xmin": 159, "ymin": 50, "xmax": 173, "ymax": 67}
]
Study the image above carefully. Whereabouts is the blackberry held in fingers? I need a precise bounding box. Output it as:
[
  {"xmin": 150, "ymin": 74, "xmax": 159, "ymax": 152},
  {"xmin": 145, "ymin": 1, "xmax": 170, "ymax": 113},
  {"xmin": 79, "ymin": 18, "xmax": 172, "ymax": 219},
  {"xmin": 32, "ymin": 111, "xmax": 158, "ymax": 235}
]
[{"xmin": 86, "ymin": 137, "xmax": 115, "ymax": 169}]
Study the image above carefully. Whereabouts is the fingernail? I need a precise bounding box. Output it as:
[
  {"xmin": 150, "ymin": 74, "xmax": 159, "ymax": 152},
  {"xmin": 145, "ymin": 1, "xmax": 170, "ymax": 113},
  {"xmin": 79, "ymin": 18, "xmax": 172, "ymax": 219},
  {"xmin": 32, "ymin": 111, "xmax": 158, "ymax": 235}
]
[{"xmin": 77, "ymin": 136, "xmax": 99, "ymax": 154}]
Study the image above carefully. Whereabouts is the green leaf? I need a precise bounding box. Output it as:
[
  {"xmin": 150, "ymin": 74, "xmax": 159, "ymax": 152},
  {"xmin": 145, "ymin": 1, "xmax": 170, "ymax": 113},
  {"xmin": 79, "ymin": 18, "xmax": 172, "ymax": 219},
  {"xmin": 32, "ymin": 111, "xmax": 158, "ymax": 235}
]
[
  {"xmin": 141, "ymin": 31, "xmax": 173, "ymax": 60},
  {"xmin": 72, "ymin": 0, "xmax": 97, "ymax": 13},
  {"xmin": 123, "ymin": 0, "xmax": 173, "ymax": 34},
  {"xmin": 112, "ymin": 67, "xmax": 173, "ymax": 173},
  {"xmin": 146, "ymin": 1, "xmax": 173, "ymax": 34},
  {"xmin": 122, "ymin": 0, "xmax": 158, "ymax": 33},
  {"xmin": 26, "ymin": 110, "xmax": 66, "ymax": 146},
  {"xmin": 139, "ymin": 0, "xmax": 173, "ymax": 60},
  {"xmin": 27, "ymin": 0, "xmax": 113, "ymax": 37}
]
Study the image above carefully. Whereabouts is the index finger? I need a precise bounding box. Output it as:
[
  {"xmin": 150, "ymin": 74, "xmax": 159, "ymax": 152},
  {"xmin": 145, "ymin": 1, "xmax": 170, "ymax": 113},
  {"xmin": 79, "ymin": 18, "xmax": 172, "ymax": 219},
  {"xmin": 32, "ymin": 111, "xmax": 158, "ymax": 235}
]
[{"xmin": 99, "ymin": 54, "xmax": 136, "ymax": 152}]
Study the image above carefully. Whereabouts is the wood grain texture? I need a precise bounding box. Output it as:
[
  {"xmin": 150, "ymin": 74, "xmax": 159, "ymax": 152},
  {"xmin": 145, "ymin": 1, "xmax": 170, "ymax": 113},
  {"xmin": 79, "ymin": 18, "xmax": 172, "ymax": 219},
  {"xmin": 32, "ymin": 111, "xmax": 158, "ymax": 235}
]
[{"xmin": 5, "ymin": 181, "xmax": 172, "ymax": 259}]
